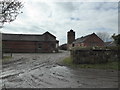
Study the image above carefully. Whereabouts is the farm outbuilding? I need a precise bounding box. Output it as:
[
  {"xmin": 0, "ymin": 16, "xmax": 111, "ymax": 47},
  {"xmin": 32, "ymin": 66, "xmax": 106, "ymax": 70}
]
[
  {"xmin": 67, "ymin": 29, "xmax": 105, "ymax": 49},
  {"xmin": 2, "ymin": 31, "xmax": 59, "ymax": 53}
]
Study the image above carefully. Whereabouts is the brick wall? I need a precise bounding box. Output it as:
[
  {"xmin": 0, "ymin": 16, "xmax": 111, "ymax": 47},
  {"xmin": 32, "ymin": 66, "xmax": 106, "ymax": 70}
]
[
  {"xmin": 84, "ymin": 34, "xmax": 104, "ymax": 47},
  {"xmin": 2, "ymin": 41, "xmax": 57, "ymax": 53},
  {"xmin": 67, "ymin": 30, "xmax": 75, "ymax": 44},
  {"xmin": 3, "ymin": 41, "xmax": 36, "ymax": 53}
]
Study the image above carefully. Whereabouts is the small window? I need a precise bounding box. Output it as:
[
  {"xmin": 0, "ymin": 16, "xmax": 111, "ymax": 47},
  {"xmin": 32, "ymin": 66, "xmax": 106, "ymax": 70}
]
[
  {"xmin": 72, "ymin": 44, "xmax": 75, "ymax": 47},
  {"xmin": 38, "ymin": 44, "xmax": 42, "ymax": 49},
  {"xmin": 51, "ymin": 44, "xmax": 55, "ymax": 48}
]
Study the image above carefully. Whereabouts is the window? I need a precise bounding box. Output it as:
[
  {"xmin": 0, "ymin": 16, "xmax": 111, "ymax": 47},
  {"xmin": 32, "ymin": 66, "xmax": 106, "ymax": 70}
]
[
  {"xmin": 51, "ymin": 44, "xmax": 55, "ymax": 48},
  {"xmin": 72, "ymin": 44, "xmax": 75, "ymax": 47},
  {"xmin": 38, "ymin": 44, "xmax": 42, "ymax": 49}
]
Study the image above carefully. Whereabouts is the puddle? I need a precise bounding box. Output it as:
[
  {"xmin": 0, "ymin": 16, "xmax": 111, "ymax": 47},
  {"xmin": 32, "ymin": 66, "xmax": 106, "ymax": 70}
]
[{"xmin": 50, "ymin": 65, "xmax": 68, "ymax": 71}]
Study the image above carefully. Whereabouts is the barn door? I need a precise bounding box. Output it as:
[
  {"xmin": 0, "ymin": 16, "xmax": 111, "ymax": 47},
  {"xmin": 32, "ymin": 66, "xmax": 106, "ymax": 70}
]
[{"xmin": 37, "ymin": 43, "xmax": 42, "ymax": 52}]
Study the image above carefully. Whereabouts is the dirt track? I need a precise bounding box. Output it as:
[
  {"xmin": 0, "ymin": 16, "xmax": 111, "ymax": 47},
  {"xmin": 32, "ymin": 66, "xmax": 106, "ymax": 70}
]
[{"xmin": 1, "ymin": 51, "xmax": 118, "ymax": 88}]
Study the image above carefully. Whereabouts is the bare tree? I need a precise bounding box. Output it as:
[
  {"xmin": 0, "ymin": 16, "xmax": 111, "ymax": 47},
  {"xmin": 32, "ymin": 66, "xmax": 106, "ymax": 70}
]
[
  {"xmin": 0, "ymin": 0, "xmax": 23, "ymax": 28},
  {"xmin": 97, "ymin": 32, "xmax": 110, "ymax": 42},
  {"xmin": 0, "ymin": 0, "xmax": 23, "ymax": 59}
]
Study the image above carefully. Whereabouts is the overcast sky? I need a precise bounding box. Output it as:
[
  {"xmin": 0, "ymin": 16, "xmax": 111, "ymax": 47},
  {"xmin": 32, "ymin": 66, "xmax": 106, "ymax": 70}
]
[{"xmin": 1, "ymin": 0, "xmax": 119, "ymax": 45}]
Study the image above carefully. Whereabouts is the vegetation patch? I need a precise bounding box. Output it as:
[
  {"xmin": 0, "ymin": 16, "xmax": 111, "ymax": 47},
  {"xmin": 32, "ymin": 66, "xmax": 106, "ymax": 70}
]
[
  {"xmin": 63, "ymin": 57, "xmax": 119, "ymax": 70},
  {"xmin": 2, "ymin": 56, "xmax": 12, "ymax": 63},
  {"xmin": 71, "ymin": 46, "xmax": 119, "ymax": 51},
  {"xmin": 63, "ymin": 57, "xmax": 74, "ymax": 66}
]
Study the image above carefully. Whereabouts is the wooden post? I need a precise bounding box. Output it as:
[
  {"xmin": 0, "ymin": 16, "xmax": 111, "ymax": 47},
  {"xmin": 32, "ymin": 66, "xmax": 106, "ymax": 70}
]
[
  {"xmin": 10, "ymin": 48, "xmax": 12, "ymax": 57},
  {"xmin": 2, "ymin": 51, "xmax": 3, "ymax": 59},
  {"xmin": 11, "ymin": 53, "xmax": 12, "ymax": 57}
]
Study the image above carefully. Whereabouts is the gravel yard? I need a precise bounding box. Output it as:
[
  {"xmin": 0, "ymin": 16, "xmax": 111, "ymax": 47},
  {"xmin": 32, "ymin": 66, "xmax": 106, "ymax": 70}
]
[{"xmin": 1, "ymin": 50, "xmax": 118, "ymax": 88}]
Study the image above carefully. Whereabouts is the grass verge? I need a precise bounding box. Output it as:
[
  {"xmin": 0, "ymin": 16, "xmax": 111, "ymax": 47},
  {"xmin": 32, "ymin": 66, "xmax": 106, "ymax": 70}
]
[
  {"xmin": 63, "ymin": 57, "xmax": 119, "ymax": 70},
  {"xmin": 2, "ymin": 56, "xmax": 12, "ymax": 63}
]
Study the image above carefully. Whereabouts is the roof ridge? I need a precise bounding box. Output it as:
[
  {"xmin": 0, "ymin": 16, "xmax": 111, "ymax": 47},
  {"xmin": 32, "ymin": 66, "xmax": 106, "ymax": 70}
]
[
  {"xmin": 2, "ymin": 33, "xmax": 42, "ymax": 36},
  {"xmin": 2, "ymin": 32, "xmax": 57, "ymax": 41}
]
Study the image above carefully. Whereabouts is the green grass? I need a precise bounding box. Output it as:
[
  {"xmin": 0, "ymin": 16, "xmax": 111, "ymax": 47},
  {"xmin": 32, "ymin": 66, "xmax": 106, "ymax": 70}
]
[
  {"xmin": 63, "ymin": 57, "xmax": 119, "ymax": 70},
  {"xmin": 62, "ymin": 57, "xmax": 75, "ymax": 67},
  {"xmin": 2, "ymin": 56, "xmax": 12, "ymax": 63}
]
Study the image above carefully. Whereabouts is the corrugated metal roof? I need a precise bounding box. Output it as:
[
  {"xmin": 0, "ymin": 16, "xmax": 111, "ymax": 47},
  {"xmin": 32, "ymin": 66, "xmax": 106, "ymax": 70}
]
[
  {"xmin": 73, "ymin": 34, "xmax": 92, "ymax": 44},
  {"xmin": 2, "ymin": 32, "xmax": 57, "ymax": 41},
  {"xmin": 73, "ymin": 33, "xmax": 101, "ymax": 44},
  {"xmin": 105, "ymin": 41, "xmax": 116, "ymax": 46}
]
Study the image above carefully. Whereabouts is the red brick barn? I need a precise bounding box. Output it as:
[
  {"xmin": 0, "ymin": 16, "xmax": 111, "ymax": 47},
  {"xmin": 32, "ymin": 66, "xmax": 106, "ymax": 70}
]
[
  {"xmin": 73, "ymin": 33, "xmax": 105, "ymax": 47},
  {"xmin": 2, "ymin": 31, "xmax": 59, "ymax": 53},
  {"xmin": 67, "ymin": 30, "xmax": 105, "ymax": 49}
]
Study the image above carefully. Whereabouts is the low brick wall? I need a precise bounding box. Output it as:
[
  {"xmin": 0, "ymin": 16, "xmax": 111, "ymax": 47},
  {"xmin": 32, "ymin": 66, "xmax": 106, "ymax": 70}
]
[{"xmin": 71, "ymin": 49, "xmax": 118, "ymax": 64}]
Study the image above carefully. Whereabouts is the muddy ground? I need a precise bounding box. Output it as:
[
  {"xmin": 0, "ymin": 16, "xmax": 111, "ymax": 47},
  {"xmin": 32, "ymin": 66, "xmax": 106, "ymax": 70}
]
[{"xmin": 0, "ymin": 51, "xmax": 118, "ymax": 88}]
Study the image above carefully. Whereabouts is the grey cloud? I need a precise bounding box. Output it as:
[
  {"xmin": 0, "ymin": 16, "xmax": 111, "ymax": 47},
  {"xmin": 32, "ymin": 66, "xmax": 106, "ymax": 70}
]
[
  {"xmin": 55, "ymin": 2, "xmax": 76, "ymax": 12},
  {"xmin": 2, "ymin": 2, "xmax": 118, "ymax": 45},
  {"xmin": 70, "ymin": 17, "xmax": 80, "ymax": 21},
  {"xmin": 31, "ymin": 25, "xmax": 46, "ymax": 31}
]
